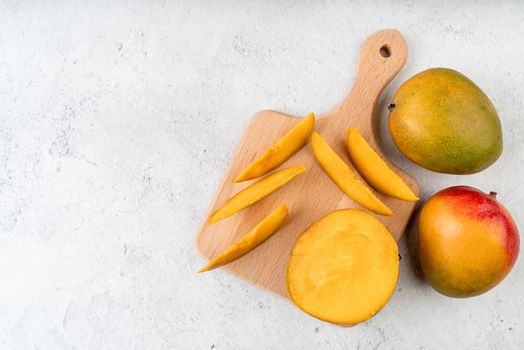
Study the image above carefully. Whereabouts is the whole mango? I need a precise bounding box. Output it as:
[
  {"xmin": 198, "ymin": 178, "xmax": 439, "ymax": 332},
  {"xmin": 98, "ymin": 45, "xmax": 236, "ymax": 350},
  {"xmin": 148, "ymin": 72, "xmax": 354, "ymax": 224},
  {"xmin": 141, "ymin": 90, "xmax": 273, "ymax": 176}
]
[
  {"xmin": 389, "ymin": 68, "xmax": 502, "ymax": 174},
  {"xmin": 418, "ymin": 186, "xmax": 519, "ymax": 297}
]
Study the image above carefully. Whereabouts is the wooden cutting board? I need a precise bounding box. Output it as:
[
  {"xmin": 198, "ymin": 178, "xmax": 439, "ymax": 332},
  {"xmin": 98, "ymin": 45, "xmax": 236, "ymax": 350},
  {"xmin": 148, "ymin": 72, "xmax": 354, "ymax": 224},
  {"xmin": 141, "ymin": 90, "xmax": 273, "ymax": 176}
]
[{"xmin": 195, "ymin": 29, "xmax": 419, "ymax": 298}]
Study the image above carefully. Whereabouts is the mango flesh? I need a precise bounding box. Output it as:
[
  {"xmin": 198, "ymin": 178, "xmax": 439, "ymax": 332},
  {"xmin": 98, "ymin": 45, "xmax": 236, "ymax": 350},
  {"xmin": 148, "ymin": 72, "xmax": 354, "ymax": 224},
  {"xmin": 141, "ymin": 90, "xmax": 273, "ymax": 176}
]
[
  {"xmin": 234, "ymin": 113, "xmax": 314, "ymax": 182},
  {"xmin": 347, "ymin": 127, "xmax": 418, "ymax": 202},
  {"xmin": 287, "ymin": 209, "xmax": 399, "ymax": 325},
  {"xmin": 311, "ymin": 133, "xmax": 393, "ymax": 216},
  {"xmin": 418, "ymin": 186, "xmax": 519, "ymax": 297},
  {"xmin": 389, "ymin": 68, "xmax": 503, "ymax": 174},
  {"xmin": 209, "ymin": 165, "xmax": 305, "ymax": 224},
  {"xmin": 199, "ymin": 205, "xmax": 288, "ymax": 272}
]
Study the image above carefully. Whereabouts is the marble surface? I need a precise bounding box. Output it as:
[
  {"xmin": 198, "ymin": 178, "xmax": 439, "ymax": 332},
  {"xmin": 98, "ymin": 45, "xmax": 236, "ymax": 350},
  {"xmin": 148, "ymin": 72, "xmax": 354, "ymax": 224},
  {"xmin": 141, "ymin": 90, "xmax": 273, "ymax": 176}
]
[{"xmin": 1, "ymin": 1, "xmax": 523, "ymax": 349}]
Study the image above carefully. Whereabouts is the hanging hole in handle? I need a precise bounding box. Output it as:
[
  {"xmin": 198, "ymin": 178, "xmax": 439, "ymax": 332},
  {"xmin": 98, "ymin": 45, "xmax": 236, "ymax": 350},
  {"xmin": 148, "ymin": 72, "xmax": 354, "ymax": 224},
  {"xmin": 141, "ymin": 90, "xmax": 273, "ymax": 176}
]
[{"xmin": 380, "ymin": 45, "xmax": 391, "ymax": 58}]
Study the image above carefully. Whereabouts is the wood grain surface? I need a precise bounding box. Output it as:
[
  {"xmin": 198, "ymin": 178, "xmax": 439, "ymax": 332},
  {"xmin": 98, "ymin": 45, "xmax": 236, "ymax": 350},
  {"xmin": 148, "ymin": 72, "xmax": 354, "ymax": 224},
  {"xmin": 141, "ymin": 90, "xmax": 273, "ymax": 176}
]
[{"xmin": 195, "ymin": 29, "xmax": 419, "ymax": 298}]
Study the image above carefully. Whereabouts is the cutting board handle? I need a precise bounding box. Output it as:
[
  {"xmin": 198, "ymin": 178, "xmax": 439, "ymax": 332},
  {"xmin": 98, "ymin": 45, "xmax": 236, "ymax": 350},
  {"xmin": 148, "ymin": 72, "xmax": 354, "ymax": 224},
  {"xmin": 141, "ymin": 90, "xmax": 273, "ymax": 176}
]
[{"xmin": 337, "ymin": 29, "xmax": 408, "ymax": 136}]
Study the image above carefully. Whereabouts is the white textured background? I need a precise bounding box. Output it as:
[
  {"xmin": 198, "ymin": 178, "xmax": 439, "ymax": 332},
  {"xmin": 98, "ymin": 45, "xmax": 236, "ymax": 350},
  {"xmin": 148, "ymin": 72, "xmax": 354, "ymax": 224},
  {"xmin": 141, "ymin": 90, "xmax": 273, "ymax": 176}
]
[{"xmin": 1, "ymin": 1, "xmax": 523, "ymax": 349}]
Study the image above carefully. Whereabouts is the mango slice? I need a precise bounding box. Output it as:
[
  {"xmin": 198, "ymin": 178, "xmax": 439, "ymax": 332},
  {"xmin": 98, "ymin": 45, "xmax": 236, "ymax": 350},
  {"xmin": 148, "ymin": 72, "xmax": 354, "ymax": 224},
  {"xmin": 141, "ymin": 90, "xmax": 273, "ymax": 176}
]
[
  {"xmin": 234, "ymin": 113, "xmax": 315, "ymax": 182},
  {"xmin": 347, "ymin": 128, "xmax": 418, "ymax": 201},
  {"xmin": 286, "ymin": 209, "xmax": 399, "ymax": 325},
  {"xmin": 210, "ymin": 166, "xmax": 305, "ymax": 224},
  {"xmin": 311, "ymin": 133, "xmax": 393, "ymax": 216},
  {"xmin": 199, "ymin": 205, "xmax": 288, "ymax": 272}
]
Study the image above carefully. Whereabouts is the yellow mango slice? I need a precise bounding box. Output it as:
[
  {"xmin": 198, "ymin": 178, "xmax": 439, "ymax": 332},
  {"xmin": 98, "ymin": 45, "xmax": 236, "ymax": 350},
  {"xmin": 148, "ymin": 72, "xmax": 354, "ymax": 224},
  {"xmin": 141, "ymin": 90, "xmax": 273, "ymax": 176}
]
[
  {"xmin": 199, "ymin": 205, "xmax": 288, "ymax": 272},
  {"xmin": 234, "ymin": 113, "xmax": 315, "ymax": 182},
  {"xmin": 347, "ymin": 128, "xmax": 418, "ymax": 201},
  {"xmin": 210, "ymin": 166, "xmax": 305, "ymax": 224},
  {"xmin": 311, "ymin": 133, "xmax": 393, "ymax": 216},
  {"xmin": 287, "ymin": 209, "xmax": 399, "ymax": 325}
]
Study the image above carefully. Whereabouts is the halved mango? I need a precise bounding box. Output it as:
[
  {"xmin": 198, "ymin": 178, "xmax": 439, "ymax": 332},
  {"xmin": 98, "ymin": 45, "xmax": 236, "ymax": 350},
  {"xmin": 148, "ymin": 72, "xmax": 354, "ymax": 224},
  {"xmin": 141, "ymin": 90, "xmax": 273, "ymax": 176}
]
[
  {"xmin": 234, "ymin": 113, "xmax": 315, "ymax": 182},
  {"xmin": 286, "ymin": 209, "xmax": 399, "ymax": 325},
  {"xmin": 199, "ymin": 205, "xmax": 288, "ymax": 272},
  {"xmin": 210, "ymin": 166, "xmax": 305, "ymax": 224},
  {"xmin": 311, "ymin": 132, "xmax": 393, "ymax": 216},
  {"xmin": 347, "ymin": 128, "xmax": 418, "ymax": 201}
]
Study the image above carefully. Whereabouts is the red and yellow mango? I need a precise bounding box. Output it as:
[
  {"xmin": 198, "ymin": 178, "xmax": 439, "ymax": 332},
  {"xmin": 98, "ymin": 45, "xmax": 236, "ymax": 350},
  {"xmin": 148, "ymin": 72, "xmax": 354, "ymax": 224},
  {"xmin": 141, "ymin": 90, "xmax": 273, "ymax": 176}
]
[{"xmin": 418, "ymin": 186, "xmax": 519, "ymax": 297}]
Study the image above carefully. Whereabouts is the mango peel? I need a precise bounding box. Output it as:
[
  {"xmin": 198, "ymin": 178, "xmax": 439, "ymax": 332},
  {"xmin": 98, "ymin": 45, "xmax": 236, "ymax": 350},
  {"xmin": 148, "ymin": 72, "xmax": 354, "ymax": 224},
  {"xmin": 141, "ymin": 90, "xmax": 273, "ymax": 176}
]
[
  {"xmin": 418, "ymin": 186, "xmax": 519, "ymax": 297},
  {"xmin": 389, "ymin": 68, "xmax": 503, "ymax": 174}
]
